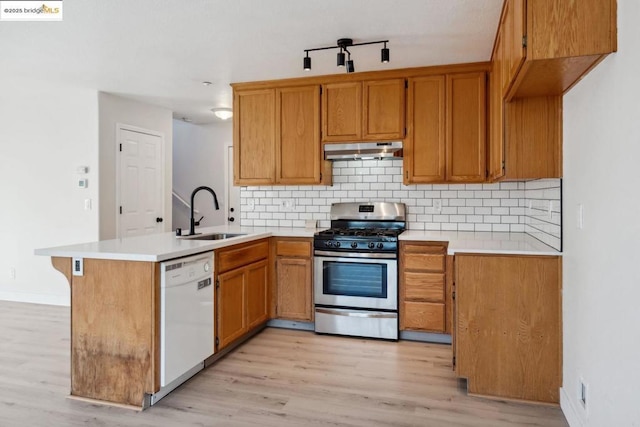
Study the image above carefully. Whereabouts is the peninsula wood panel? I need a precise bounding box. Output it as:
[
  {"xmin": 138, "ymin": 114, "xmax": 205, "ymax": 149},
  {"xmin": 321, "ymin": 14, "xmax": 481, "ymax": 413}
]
[
  {"xmin": 70, "ymin": 258, "xmax": 159, "ymax": 407},
  {"xmin": 455, "ymin": 254, "xmax": 562, "ymax": 403},
  {"xmin": 321, "ymin": 82, "xmax": 362, "ymax": 142},
  {"xmin": 445, "ymin": 72, "xmax": 486, "ymax": 182},
  {"xmin": 362, "ymin": 78, "xmax": 406, "ymax": 140},
  {"xmin": 505, "ymin": 96, "xmax": 562, "ymax": 179},
  {"xmin": 233, "ymin": 89, "xmax": 276, "ymax": 185},
  {"xmin": 404, "ymin": 75, "xmax": 446, "ymax": 183},
  {"xmin": 245, "ymin": 260, "xmax": 269, "ymax": 330},
  {"xmin": 276, "ymin": 85, "xmax": 322, "ymax": 184}
]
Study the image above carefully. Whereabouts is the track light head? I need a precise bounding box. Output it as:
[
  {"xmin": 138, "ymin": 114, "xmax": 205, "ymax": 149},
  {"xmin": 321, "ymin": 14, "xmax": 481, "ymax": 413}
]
[
  {"xmin": 337, "ymin": 49, "xmax": 345, "ymax": 67},
  {"xmin": 381, "ymin": 42, "xmax": 390, "ymax": 63},
  {"xmin": 303, "ymin": 53, "xmax": 311, "ymax": 71},
  {"xmin": 346, "ymin": 59, "xmax": 355, "ymax": 73}
]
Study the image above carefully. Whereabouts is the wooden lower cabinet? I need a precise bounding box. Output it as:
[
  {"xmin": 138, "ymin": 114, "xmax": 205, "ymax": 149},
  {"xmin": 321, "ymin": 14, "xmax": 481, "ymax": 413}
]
[
  {"xmin": 272, "ymin": 237, "xmax": 313, "ymax": 322},
  {"xmin": 215, "ymin": 240, "xmax": 269, "ymax": 351},
  {"xmin": 400, "ymin": 242, "xmax": 449, "ymax": 333},
  {"xmin": 454, "ymin": 254, "xmax": 562, "ymax": 403}
]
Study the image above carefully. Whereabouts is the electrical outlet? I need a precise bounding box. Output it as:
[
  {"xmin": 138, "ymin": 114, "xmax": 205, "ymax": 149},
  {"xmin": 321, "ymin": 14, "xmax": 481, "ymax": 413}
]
[
  {"xmin": 434, "ymin": 199, "xmax": 442, "ymax": 213},
  {"xmin": 247, "ymin": 199, "xmax": 255, "ymax": 211},
  {"xmin": 548, "ymin": 201, "xmax": 553, "ymax": 219},
  {"xmin": 9, "ymin": 267, "xmax": 16, "ymax": 280}
]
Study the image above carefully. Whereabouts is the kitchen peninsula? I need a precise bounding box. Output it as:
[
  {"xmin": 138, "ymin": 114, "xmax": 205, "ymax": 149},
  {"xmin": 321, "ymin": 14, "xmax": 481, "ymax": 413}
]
[{"xmin": 36, "ymin": 225, "xmax": 561, "ymax": 408}]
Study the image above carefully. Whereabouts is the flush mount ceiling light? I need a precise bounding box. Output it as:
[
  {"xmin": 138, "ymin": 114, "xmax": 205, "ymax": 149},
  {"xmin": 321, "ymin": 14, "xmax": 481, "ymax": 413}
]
[
  {"xmin": 211, "ymin": 108, "xmax": 233, "ymax": 120},
  {"xmin": 303, "ymin": 38, "xmax": 390, "ymax": 74}
]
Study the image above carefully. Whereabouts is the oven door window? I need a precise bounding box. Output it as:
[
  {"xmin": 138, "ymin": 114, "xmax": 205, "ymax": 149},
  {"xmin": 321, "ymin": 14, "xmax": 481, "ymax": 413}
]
[{"xmin": 322, "ymin": 261, "xmax": 388, "ymax": 298}]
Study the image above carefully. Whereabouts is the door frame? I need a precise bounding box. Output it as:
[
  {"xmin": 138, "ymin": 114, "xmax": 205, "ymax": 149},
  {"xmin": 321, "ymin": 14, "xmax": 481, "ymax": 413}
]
[
  {"xmin": 224, "ymin": 142, "xmax": 240, "ymax": 226},
  {"xmin": 115, "ymin": 123, "xmax": 166, "ymax": 238}
]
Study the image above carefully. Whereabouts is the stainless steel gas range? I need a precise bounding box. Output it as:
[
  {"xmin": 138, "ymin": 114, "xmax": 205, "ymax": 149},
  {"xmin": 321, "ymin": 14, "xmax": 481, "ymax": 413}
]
[{"xmin": 313, "ymin": 202, "xmax": 406, "ymax": 340}]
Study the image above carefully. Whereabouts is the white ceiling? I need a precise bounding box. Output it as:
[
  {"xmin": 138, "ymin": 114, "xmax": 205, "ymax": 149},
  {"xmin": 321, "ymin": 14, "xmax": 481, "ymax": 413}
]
[{"xmin": 0, "ymin": 0, "xmax": 503, "ymax": 124}]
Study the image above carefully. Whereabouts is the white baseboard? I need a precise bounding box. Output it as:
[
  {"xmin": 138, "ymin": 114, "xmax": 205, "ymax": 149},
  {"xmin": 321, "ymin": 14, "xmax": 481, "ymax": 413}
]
[
  {"xmin": 561, "ymin": 387, "xmax": 584, "ymax": 427},
  {"xmin": 0, "ymin": 291, "xmax": 69, "ymax": 306}
]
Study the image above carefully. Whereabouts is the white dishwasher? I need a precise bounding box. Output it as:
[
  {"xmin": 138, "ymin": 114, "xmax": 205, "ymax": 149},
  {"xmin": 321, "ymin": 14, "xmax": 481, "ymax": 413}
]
[{"xmin": 160, "ymin": 251, "xmax": 214, "ymax": 389}]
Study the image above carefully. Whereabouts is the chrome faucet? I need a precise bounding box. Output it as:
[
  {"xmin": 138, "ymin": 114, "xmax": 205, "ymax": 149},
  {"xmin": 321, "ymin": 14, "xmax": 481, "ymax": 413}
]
[{"xmin": 188, "ymin": 186, "xmax": 220, "ymax": 236}]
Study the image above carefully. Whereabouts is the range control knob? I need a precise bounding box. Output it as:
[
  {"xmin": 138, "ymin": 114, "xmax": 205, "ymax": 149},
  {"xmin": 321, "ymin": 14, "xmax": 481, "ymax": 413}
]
[
  {"xmin": 377, "ymin": 243, "xmax": 384, "ymax": 249},
  {"xmin": 325, "ymin": 241, "xmax": 333, "ymax": 247},
  {"xmin": 335, "ymin": 241, "xmax": 341, "ymax": 248},
  {"xmin": 368, "ymin": 242, "xmax": 375, "ymax": 249},
  {"xmin": 351, "ymin": 242, "xmax": 358, "ymax": 248}
]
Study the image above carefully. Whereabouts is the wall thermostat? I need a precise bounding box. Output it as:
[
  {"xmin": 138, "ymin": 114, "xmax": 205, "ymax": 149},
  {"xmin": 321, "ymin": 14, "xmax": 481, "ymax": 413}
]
[{"xmin": 78, "ymin": 178, "xmax": 88, "ymax": 188}]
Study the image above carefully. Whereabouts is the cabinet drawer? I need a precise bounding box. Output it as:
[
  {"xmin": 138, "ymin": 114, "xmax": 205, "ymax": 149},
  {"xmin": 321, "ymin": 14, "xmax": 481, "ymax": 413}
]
[
  {"xmin": 404, "ymin": 252, "xmax": 445, "ymax": 272},
  {"xmin": 275, "ymin": 240, "xmax": 311, "ymax": 257},
  {"xmin": 404, "ymin": 272, "xmax": 445, "ymax": 302},
  {"xmin": 216, "ymin": 240, "xmax": 269, "ymax": 273},
  {"xmin": 402, "ymin": 301, "xmax": 445, "ymax": 332}
]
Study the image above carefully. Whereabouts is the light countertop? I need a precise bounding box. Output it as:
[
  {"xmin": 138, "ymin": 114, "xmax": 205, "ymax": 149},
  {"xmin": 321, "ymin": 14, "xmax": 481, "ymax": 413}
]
[
  {"xmin": 35, "ymin": 226, "xmax": 561, "ymax": 263},
  {"xmin": 34, "ymin": 225, "xmax": 323, "ymax": 262},
  {"xmin": 400, "ymin": 230, "xmax": 561, "ymax": 256}
]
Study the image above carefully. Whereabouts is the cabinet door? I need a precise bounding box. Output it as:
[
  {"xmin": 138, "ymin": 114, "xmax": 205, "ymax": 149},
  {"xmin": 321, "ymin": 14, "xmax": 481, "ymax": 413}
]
[
  {"xmin": 217, "ymin": 268, "xmax": 246, "ymax": 350},
  {"xmin": 276, "ymin": 257, "xmax": 312, "ymax": 321},
  {"xmin": 276, "ymin": 85, "xmax": 322, "ymax": 184},
  {"xmin": 321, "ymin": 82, "xmax": 361, "ymax": 142},
  {"xmin": 445, "ymin": 72, "xmax": 487, "ymax": 183},
  {"xmin": 455, "ymin": 255, "xmax": 561, "ymax": 403},
  {"xmin": 233, "ymin": 89, "xmax": 276, "ymax": 185},
  {"xmin": 505, "ymin": 0, "xmax": 526, "ymax": 84},
  {"xmin": 404, "ymin": 76, "xmax": 445, "ymax": 184},
  {"xmin": 362, "ymin": 79, "xmax": 406, "ymax": 140},
  {"xmin": 246, "ymin": 260, "xmax": 269, "ymax": 331},
  {"xmin": 488, "ymin": 32, "xmax": 506, "ymax": 181}
]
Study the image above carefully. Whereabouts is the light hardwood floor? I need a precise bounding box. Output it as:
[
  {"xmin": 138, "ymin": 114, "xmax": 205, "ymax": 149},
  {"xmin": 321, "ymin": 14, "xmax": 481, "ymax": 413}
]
[{"xmin": 0, "ymin": 301, "xmax": 568, "ymax": 426}]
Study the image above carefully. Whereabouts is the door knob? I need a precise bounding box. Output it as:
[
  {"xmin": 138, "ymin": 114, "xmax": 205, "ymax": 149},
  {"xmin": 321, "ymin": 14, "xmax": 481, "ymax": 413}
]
[
  {"xmin": 228, "ymin": 217, "xmax": 235, "ymax": 222},
  {"xmin": 156, "ymin": 217, "xmax": 163, "ymax": 223}
]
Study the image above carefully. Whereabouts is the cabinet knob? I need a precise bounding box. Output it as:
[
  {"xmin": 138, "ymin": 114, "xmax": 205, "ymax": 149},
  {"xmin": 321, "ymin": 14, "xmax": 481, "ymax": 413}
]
[
  {"xmin": 228, "ymin": 217, "xmax": 235, "ymax": 222},
  {"xmin": 156, "ymin": 217, "xmax": 163, "ymax": 223}
]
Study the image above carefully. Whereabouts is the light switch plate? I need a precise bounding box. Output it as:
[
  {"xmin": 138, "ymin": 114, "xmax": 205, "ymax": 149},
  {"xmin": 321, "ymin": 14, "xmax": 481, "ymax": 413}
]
[{"xmin": 72, "ymin": 258, "xmax": 83, "ymax": 276}]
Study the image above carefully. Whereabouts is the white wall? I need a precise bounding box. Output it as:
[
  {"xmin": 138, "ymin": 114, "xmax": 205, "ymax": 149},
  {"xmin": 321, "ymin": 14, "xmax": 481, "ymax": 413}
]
[
  {"xmin": 0, "ymin": 79, "xmax": 99, "ymax": 306},
  {"xmin": 561, "ymin": 0, "xmax": 640, "ymax": 425},
  {"xmin": 98, "ymin": 93, "xmax": 173, "ymax": 239},
  {"xmin": 172, "ymin": 120, "xmax": 231, "ymax": 231}
]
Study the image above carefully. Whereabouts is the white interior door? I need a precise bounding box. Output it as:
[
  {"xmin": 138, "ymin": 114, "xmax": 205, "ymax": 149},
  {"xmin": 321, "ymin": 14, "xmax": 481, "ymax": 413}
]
[
  {"xmin": 118, "ymin": 127, "xmax": 164, "ymax": 237},
  {"xmin": 225, "ymin": 145, "xmax": 240, "ymax": 225}
]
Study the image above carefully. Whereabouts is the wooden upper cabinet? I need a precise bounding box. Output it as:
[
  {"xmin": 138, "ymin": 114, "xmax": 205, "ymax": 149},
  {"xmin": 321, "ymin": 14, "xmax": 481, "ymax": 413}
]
[
  {"xmin": 404, "ymin": 76, "xmax": 445, "ymax": 183},
  {"xmin": 322, "ymin": 78, "xmax": 405, "ymax": 142},
  {"xmin": 321, "ymin": 82, "xmax": 362, "ymax": 142},
  {"xmin": 446, "ymin": 72, "xmax": 486, "ymax": 182},
  {"xmin": 504, "ymin": 96, "xmax": 562, "ymax": 180},
  {"xmin": 362, "ymin": 79, "xmax": 406, "ymax": 140},
  {"xmin": 505, "ymin": 0, "xmax": 617, "ymax": 99},
  {"xmin": 276, "ymin": 85, "xmax": 321, "ymax": 184},
  {"xmin": 233, "ymin": 89, "xmax": 276, "ymax": 185},
  {"xmin": 501, "ymin": 0, "xmax": 526, "ymax": 95},
  {"xmin": 488, "ymin": 31, "xmax": 506, "ymax": 182}
]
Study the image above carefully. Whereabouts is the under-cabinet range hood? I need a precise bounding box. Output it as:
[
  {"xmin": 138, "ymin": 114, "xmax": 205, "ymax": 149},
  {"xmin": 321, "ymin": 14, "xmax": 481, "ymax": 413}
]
[{"xmin": 323, "ymin": 141, "xmax": 403, "ymax": 160}]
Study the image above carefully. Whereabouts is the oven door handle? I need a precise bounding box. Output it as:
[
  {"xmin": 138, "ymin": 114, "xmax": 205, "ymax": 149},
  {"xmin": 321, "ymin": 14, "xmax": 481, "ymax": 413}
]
[
  {"xmin": 314, "ymin": 250, "xmax": 397, "ymax": 259},
  {"xmin": 316, "ymin": 308, "xmax": 397, "ymax": 319}
]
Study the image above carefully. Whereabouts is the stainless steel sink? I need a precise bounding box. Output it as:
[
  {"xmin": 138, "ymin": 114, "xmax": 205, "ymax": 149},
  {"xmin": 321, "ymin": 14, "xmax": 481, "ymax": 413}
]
[{"xmin": 184, "ymin": 233, "xmax": 246, "ymax": 240}]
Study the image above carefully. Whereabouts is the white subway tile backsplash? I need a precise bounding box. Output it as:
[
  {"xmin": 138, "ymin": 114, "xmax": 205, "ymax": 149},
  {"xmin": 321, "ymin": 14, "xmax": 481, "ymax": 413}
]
[{"xmin": 239, "ymin": 160, "xmax": 562, "ymax": 251}]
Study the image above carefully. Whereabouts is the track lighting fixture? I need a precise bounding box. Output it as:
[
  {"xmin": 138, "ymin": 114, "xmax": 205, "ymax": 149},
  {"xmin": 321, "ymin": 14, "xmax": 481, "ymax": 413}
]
[{"xmin": 303, "ymin": 38, "xmax": 390, "ymax": 73}]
